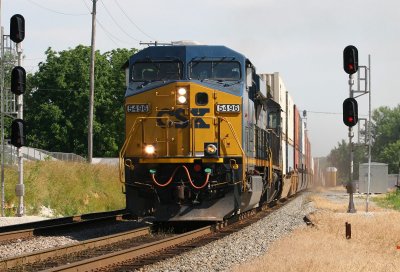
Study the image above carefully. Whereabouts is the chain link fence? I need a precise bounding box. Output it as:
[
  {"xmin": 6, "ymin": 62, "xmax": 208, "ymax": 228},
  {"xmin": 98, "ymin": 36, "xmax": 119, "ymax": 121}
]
[{"xmin": 1, "ymin": 144, "xmax": 86, "ymax": 165}]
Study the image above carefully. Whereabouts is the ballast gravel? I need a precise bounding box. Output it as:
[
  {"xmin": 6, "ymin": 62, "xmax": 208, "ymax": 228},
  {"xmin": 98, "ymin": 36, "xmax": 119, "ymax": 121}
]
[
  {"xmin": 0, "ymin": 194, "xmax": 314, "ymax": 271},
  {"xmin": 0, "ymin": 218, "xmax": 145, "ymax": 260},
  {"xmin": 0, "ymin": 236, "xmax": 77, "ymax": 260},
  {"xmin": 140, "ymin": 194, "xmax": 315, "ymax": 272}
]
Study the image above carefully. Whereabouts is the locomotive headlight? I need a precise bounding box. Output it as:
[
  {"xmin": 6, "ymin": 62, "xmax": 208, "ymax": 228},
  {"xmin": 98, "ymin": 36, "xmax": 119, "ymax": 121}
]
[
  {"xmin": 144, "ymin": 144, "xmax": 155, "ymax": 155},
  {"xmin": 177, "ymin": 95, "xmax": 187, "ymax": 104},
  {"xmin": 176, "ymin": 87, "xmax": 188, "ymax": 104},
  {"xmin": 204, "ymin": 143, "xmax": 218, "ymax": 157},
  {"xmin": 177, "ymin": 87, "xmax": 187, "ymax": 96}
]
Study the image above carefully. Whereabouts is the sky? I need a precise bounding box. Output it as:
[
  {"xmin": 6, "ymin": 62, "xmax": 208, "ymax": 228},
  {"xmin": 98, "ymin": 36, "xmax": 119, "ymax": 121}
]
[{"xmin": 2, "ymin": 0, "xmax": 400, "ymax": 158}]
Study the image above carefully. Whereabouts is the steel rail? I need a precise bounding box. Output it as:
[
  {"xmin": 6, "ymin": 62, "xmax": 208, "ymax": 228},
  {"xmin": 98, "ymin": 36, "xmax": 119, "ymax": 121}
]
[
  {"xmin": 0, "ymin": 226, "xmax": 151, "ymax": 270},
  {"xmin": 0, "ymin": 209, "xmax": 127, "ymax": 233},
  {"xmin": 0, "ymin": 209, "xmax": 128, "ymax": 242},
  {"xmin": 43, "ymin": 226, "xmax": 212, "ymax": 272}
]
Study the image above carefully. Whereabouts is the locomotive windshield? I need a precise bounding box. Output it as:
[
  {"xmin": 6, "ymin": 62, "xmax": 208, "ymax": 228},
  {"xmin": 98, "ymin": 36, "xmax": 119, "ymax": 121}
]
[
  {"xmin": 189, "ymin": 61, "xmax": 241, "ymax": 81},
  {"xmin": 132, "ymin": 61, "xmax": 183, "ymax": 81}
]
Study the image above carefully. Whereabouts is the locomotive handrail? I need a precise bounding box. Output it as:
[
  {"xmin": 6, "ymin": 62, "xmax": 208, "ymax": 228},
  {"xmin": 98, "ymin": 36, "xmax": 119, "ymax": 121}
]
[
  {"xmin": 218, "ymin": 116, "xmax": 247, "ymax": 190},
  {"xmin": 190, "ymin": 116, "xmax": 247, "ymax": 190},
  {"xmin": 119, "ymin": 118, "xmax": 141, "ymax": 184},
  {"xmin": 119, "ymin": 116, "xmax": 173, "ymax": 184}
]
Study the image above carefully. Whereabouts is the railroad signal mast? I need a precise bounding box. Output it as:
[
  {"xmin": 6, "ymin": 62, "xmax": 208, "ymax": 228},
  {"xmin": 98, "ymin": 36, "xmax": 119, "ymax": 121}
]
[
  {"xmin": 10, "ymin": 14, "xmax": 26, "ymax": 216},
  {"xmin": 343, "ymin": 45, "xmax": 359, "ymax": 213},
  {"xmin": 342, "ymin": 45, "xmax": 373, "ymax": 213}
]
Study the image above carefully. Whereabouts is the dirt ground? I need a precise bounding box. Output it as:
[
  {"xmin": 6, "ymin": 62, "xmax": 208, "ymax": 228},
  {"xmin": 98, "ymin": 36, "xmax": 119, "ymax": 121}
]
[{"xmin": 232, "ymin": 187, "xmax": 400, "ymax": 272}]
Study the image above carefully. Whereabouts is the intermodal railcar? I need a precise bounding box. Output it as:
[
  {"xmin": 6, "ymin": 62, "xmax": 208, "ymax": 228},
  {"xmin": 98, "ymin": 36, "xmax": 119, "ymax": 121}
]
[{"xmin": 119, "ymin": 43, "xmax": 313, "ymax": 221}]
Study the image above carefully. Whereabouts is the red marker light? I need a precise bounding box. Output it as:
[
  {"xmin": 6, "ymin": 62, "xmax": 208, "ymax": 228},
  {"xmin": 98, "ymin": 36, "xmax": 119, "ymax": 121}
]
[
  {"xmin": 348, "ymin": 117, "xmax": 354, "ymax": 123},
  {"xmin": 193, "ymin": 164, "xmax": 202, "ymax": 172},
  {"xmin": 348, "ymin": 64, "xmax": 354, "ymax": 71}
]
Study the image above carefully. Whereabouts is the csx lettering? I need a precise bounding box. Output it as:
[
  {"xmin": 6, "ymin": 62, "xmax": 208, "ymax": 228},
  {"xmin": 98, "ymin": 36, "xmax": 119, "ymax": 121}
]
[
  {"xmin": 156, "ymin": 108, "xmax": 188, "ymax": 128},
  {"xmin": 191, "ymin": 108, "xmax": 210, "ymax": 129}
]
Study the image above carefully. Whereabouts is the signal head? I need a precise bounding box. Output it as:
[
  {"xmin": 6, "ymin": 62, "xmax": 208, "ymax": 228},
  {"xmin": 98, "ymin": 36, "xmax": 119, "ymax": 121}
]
[
  {"xmin": 343, "ymin": 97, "xmax": 358, "ymax": 127},
  {"xmin": 11, "ymin": 119, "xmax": 25, "ymax": 148},
  {"xmin": 10, "ymin": 14, "xmax": 25, "ymax": 43},
  {"xmin": 343, "ymin": 45, "xmax": 358, "ymax": 75},
  {"xmin": 11, "ymin": 66, "xmax": 26, "ymax": 95}
]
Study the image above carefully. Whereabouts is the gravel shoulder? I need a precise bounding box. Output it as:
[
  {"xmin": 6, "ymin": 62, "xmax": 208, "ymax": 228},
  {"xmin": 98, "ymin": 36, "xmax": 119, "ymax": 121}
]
[
  {"xmin": 138, "ymin": 193, "xmax": 315, "ymax": 272},
  {"xmin": 0, "ymin": 216, "xmax": 49, "ymax": 227}
]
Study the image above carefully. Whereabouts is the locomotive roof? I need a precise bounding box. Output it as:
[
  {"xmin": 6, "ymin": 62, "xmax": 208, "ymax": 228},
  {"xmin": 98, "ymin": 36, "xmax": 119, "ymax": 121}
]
[{"xmin": 129, "ymin": 45, "xmax": 247, "ymax": 64}]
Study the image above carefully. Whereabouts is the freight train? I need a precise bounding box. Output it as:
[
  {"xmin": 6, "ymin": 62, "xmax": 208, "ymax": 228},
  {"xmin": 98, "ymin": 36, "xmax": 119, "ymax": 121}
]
[{"xmin": 119, "ymin": 43, "xmax": 313, "ymax": 221}]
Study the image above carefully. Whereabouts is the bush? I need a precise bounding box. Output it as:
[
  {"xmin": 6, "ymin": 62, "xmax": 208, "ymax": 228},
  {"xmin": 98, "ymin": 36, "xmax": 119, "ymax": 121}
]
[{"xmin": 374, "ymin": 188, "xmax": 400, "ymax": 210}]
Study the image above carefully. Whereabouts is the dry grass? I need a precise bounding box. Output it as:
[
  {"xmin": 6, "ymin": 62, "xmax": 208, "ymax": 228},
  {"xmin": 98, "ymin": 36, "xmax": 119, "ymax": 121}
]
[{"xmin": 233, "ymin": 190, "xmax": 400, "ymax": 272}]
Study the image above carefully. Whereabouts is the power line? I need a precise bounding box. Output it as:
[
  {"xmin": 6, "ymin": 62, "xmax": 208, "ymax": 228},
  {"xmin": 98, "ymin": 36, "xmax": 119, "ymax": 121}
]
[
  {"xmin": 307, "ymin": 111, "xmax": 341, "ymax": 115},
  {"xmin": 25, "ymin": 0, "xmax": 89, "ymax": 16},
  {"xmin": 99, "ymin": 0, "xmax": 140, "ymax": 42},
  {"xmin": 114, "ymin": 0, "xmax": 157, "ymax": 41},
  {"xmin": 307, "ymin": 110, "xmax": 368, "ymax": 117},
  {"xmin": 31, "ymin": 88, "xmax": 125, "ymax": 93},
  {"xmin": 82, "ymin": 0, "xmax": 129, "ymax": 46},
  {"xmin": 96, "ymin": 20, "xmax": 128, "ymax": 46}
]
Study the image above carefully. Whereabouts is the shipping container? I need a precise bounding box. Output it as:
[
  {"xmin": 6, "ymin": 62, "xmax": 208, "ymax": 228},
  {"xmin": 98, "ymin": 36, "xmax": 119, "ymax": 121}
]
[
  {"xmin": 287, "ymin": 143, "xmax": 294, "ymax": 173},
  {"xmin": 261, "ymin": 72, "xmax": 288, "ymax": 136},
  {"xmin": 281, "ymin": 138, "xmax": 287, "ymax": 175},
  {"xmin": 294, "ymin": 105, "xmax": 300, "ymax": 170},
  {"xmin": 287, "ymin": 94, "xmax": 294, "ymax": 145}
]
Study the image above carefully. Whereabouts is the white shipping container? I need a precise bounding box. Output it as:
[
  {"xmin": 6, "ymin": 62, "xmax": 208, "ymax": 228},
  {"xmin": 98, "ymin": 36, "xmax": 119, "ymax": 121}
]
[
  {"xmin": 287, "ymin": 143, "xmax": 294, "ymax": 172},
  {"xmin": 261, "ymin": 73, "xmax": 288, "ymax": 136},
  {"xmin": 301, "ymin": 120, "xmax": 306, "ymax": 155},
  {"xmin": 281, "ymin": 138, "xmax": 287, "ymax": 175},
  {"xmin": 287, "ymin": 94, "xmax": 294, "ymax": 144}
]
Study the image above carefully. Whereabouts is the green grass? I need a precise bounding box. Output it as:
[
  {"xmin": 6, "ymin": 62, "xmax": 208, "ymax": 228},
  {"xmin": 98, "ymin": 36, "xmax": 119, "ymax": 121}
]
[
  {"xmin": 3, "ymin": 161, "xmax": 125, "ymax": 217},
  {"xmin": 374, "ymin": 188, "xmax": 400, "ymax": 210}
]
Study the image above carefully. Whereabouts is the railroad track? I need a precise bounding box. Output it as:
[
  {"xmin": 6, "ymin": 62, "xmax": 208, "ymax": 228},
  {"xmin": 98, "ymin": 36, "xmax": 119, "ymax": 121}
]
[
  {"xmin": 0, "ymin": 194, "xmax": 300, "ymax": 271},
  {"xmin": 0, "ymin": 209, "xmax": 133, "ymax": 243},
  {"xmin": 1, "ymin": 226, "xmax": 154, "ymax": 271}
]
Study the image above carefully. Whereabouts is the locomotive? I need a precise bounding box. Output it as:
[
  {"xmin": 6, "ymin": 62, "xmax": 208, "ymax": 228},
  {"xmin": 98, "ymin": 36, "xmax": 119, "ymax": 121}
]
[{"xmin": 119, "ymin": 43, "xmax": 313, "ymax": 221}]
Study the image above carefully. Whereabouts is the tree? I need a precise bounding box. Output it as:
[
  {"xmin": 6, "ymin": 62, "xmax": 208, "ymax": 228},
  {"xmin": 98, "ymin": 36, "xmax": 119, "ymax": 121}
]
[
  {"xmin": 327, "ymin": 140, "xmax": 366, "ymax": 183},
  {"xmin": 328, "ymin": 105, "xmax": 400, "ymax": 177},
  {"xmin": 25, "ymin": 45, "xmax": 137, "ymax": 157},
  {"xmin": 371, "ymin": 105, "xmax": 400, "ymax": 173}
]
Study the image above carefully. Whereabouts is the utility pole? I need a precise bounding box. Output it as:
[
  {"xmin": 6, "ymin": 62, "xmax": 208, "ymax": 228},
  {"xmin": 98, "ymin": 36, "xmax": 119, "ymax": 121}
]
[
  {"xmin": 15, "ymin": 42, "xmax": 23, "ymax": 216},
  {"xmin": 0, "ymin": 0, "xmax": 4, "ymax": 217},
  {"xmin": 365, "ymin": 55, "xmax": 372, "ymax": 212},
  {"xmin": 88, "ymin": 0, "xmax": 97, "ymax": 163}
]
